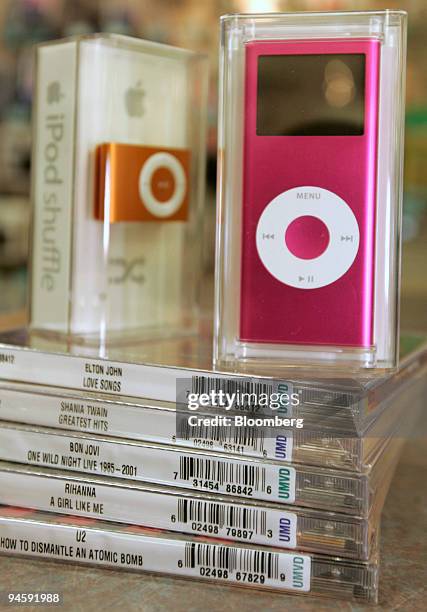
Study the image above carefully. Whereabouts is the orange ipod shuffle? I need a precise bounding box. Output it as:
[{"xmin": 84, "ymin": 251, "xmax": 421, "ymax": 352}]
[{"xmin": 94, "ymin": 143, "xmax": 190, "ymax": 222}]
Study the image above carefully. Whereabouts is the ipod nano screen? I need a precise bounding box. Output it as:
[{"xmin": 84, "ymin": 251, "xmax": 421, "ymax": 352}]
[{"xmin": 256, "ymin": 54, "xmax": 366, "ymax": 136}]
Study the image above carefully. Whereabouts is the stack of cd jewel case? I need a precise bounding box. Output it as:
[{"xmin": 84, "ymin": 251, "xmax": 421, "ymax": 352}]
[{"xmin": 0, "ymin": 330, "xmax": 426, "ymax": 603}]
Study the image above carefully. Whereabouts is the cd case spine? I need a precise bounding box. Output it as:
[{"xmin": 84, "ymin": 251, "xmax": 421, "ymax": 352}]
[
  {"xmin": 0, "ymin": 507, "xmax": 379, "ymax": 602},
  {"xmin": 0, "ymin": 462, "xmax": 379, "ymax": 559},
  {"xmin": 0, "ymin": 332, "xmax": 426, "ymax": 407}
]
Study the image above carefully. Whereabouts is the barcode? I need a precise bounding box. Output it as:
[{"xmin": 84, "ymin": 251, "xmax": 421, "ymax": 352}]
[
  {"xmin": 177, "ymin": 420, "xmax": 265, "ymax": 453},
  {"xmin": 191, "ymin": 376, "xmax": 274, "ymax": 401},
  {"xmin": 179, "ymin": 456, "xmax": 266, "ymax": 491},
  {"xmin": 177, "ymin": 499, "xmax": 267, "ymax": 534},
  {"xmin": 184, "ymin": 543, "xmax": 279, "ymax": 579}
]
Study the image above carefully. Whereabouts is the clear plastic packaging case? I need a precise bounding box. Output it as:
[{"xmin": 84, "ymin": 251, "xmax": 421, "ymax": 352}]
[
  {"xmin": 0, "ymin": 430, "xmax": 405, "ymax": 517},
  {"xmin": 0, "ymin": 329, "xmax": 425, "ymax": 424},
  {"xmin": 0, "ymin": 363, "xmax": 424, "ymax": 473},
  {"xmin": 30, "ymin": 34, "xmax": 208, "ymax": 342},
  {"xmin": 0, "ymin": 460, "xmax": 384, "ymax": 559},
  {"xmin": 0, "ymin": 507, "xmax": 380, "ymax": 602},
  {"xmin": 215, "ymin": 11, "xmax": 407, "ymax": 369}
]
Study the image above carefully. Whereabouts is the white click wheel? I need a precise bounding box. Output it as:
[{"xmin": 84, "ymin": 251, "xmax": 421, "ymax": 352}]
[
  {"xmin": 256, "ymin": 186, "xmax": 360, "ymax": 289},
  {"xmin": 139, "ymin": 152, "xmax": 187, "ymax": 218}
]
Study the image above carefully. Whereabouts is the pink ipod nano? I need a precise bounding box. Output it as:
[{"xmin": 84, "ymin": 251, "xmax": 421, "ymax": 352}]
[{"xmin": 240, "ymin": 39, "xmax": 380, "ymax": 348}]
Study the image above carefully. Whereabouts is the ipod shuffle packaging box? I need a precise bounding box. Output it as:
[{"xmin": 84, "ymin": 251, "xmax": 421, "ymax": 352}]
[
  {"xmin": 215, "ymin": 11, "xmax": 407, "ymax": 370},
  {"xmin": 30, "ymin": 34, "xmax": 208, "ymax": 342}
]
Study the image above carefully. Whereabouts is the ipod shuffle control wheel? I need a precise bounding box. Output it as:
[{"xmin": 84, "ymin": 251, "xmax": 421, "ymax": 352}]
[{"xmin": 139, "ymin": 152, "xmax": 186, "ymax": 218}]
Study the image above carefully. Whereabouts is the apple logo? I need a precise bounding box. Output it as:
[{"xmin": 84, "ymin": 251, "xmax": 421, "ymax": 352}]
[
  {"xmin": 47, "ymin": 81, "xmax": 64, "ymax": 105},
  {"xmin": 125, "ymin": 80, "xmax": 145, "ymax": 117}
]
